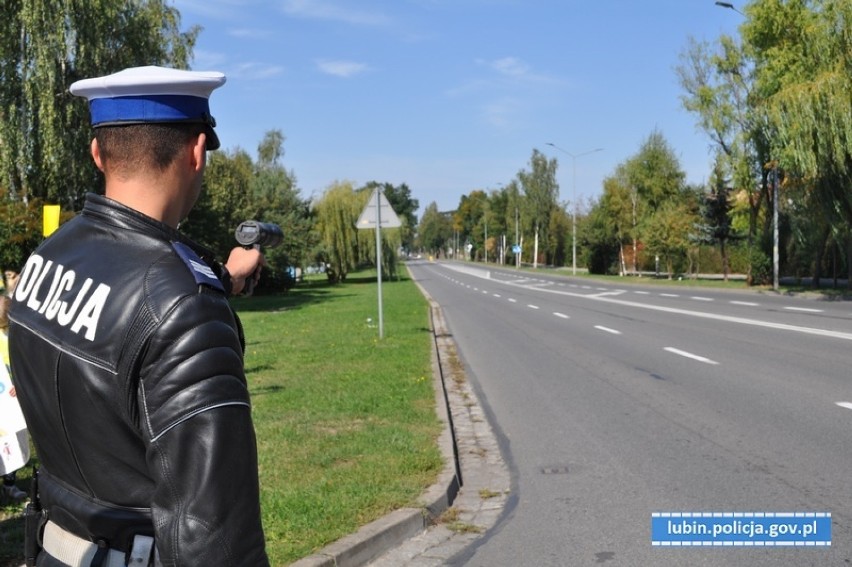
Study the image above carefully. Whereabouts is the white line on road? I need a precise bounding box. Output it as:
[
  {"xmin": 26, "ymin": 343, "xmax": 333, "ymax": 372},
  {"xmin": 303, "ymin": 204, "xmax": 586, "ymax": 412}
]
[
  {"xmin": 784, "ymin": 307, "xmax": 824, "ymax": 313},
  {"xmin": 664, "ymin": 347, "xmax": 719, "ymax": 365},
  {"xmin": 493, "ymin": 294, "xmax": 502, "ymax": 298},
  {"xmin": 731, "ymin": 301, "xmax": 759, "ymax": 306},
  {"xmin": 436, "ymin": 262, "xmax": 852, "ymax": 342},
  {"xmin": 691, "ymin": 296, "xmax": 714, "ymax": 302},
  {"xmin": 660, "ymin": 293, "xmax": 679, "ymax": 298},
  {"xmin": 634, "ymin": 291, "xmax": 650, "ymax": 295},
  {"xmin": 508, "ymin": 298, "xmax": 517, "ymax": 303},
  {"xmin": 528, "ymin": 304, "xmax": 540, "ymax": 310},
  {"xmin": 553, "ymin": 312, "xmax": 570, "ymax": 319},
  {"xmin": 595, "ymin": 325, "xmax": 622, "ymax": 335},
  {"xmin": 836, "ymin": 402, "xmax": 852, "ymax": 411}
]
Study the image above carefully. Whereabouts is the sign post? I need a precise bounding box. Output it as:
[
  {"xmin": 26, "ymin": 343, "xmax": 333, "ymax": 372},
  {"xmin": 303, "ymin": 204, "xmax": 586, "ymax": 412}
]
[{"xmin": 356, "ymin": 188, "xmax": 401, "ymax": 339}]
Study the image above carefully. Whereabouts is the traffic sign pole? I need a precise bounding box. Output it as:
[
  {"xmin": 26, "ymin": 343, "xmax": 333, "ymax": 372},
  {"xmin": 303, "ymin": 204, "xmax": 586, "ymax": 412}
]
[{"xmin": 375, "ymin": 188, "xmax": 384, "ymax": 339}]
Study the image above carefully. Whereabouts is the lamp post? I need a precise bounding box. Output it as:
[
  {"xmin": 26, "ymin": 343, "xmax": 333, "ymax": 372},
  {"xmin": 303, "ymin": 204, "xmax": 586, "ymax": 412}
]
[
  {"xmin": 714, "ymin": 1, "xmax": 744, "ymax": 16},
  {"xmin": 546, "ymin": 143, "xmax": 603, "ymax": 275}
]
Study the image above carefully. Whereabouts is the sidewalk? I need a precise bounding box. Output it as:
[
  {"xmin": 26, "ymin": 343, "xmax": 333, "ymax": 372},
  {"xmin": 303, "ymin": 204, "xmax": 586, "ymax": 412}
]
[{"xmin": 291, "ymin": 279, "xmax": 511, "ymax": 567}]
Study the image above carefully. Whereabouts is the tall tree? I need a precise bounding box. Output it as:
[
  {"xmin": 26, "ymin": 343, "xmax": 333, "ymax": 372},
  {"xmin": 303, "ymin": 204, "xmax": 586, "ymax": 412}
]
[
  {"xmin": 182, "ymin": 148, "xmax": 254, "ymax": 255},
  {"xmin": 0, "ymin": 1, "xmax": 198, "ymax": 208},
  {"xmin": 696, "ymin": 160, "xmax": 739, "ymax": 280},
  {"xmin": 745, "ymin": 0, "xmax": 852, "ymax": 226},
  {"xmin": 417, "ymin": 202, "xmax": 452, "ymax": 258},
  {"xmin": 676, "ymin": 34, "xmax": 770, "ymax": 246},
  {"xmin": 313, "ymin": 181, "xmax": 361, "ymax": 282},
  {"xmin": 517, "ymin": 149, "xmax": 559, "ymax": 267}
]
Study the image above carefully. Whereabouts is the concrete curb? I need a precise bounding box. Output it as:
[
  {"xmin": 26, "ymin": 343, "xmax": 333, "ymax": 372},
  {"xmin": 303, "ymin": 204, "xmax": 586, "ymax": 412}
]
[{"xmin": 289, "ymin": 284, "xmax": 462, "ymax": 567}]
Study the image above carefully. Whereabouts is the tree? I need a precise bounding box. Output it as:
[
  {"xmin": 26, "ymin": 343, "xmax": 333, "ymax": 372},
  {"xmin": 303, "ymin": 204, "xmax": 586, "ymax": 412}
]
[
  {"xmin": 643, "ymin": 201, "xmax": 698, "ymax": 279},
  {"xmin": 624, "ymin": 130, "xmax": 685, "ymax": 213},
  {"xmin": 250, "ymin": 130, "xmax": 315, "ymax": 286},
  {"xmin": 0, "ymin": 1, "xmax": 198, "ymax": 208},
  {"xmin": 0, "ymin": 197, "xmax": 48, "ymax": 273},
  {"xmin": 453, "ymin": 190, "xmax": 487, "ymax": 260},
  {"xmin": 676, "ymin": 33, "xmax": 770, "ymax": 249},
  {"xmin": 313, "ymin": 181, "xmax": 361, "ymax": 282},
  {"xmin": 417, "ymin": 202, "xmax": 452, "ymax": 258},
  {"xmin": 599, "ymin": 165, "xmax": 637, "ymax": 275},
  {"xmin": 517, "ymin": 149, "xmax": 559, "ymax": 267},
  {"xmin": 696, "ymin": 160, "xmax": 740, "ymax": 280},
  {"xmin": 182, "ymin": 148, "xmax": 255, "ymax": 254}
]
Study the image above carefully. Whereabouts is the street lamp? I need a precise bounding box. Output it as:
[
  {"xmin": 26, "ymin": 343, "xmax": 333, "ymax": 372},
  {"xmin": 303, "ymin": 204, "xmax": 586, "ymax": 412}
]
[
  {"xmin": 546, "ymin": 143, "xmax": 603, "ymax": 275},
  {"xmin": 714, "ymin": 1, "xmax": 744, "ymax": 16}
]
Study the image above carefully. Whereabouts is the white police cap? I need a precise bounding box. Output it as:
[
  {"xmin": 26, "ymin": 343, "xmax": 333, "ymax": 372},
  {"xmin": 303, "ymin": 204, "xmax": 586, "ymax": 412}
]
[{"xmin": 70, "ymin": 66, "xmax": 226, "ymax": 150}]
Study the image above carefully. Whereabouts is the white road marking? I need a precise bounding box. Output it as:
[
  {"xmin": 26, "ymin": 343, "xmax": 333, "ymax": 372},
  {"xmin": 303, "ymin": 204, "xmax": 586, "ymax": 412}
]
[
  {"xmin": 731, "ymin": 301, "xmax": 759, "ymax": 306},
  {"xmin": 553, "ymin": 312, "xmax": 570, "ymax": 319},
  {"xmin": 691, "ymin": 296, "xmax": 714, "ymax": 302},
  {"xmin": 664, "ymin": 347, "xmax": 719, "ymax": 365},
  {"xmin": 595, "ymin": 325, "xmax": 622, "ymax": 335},
  {"xmin": 493, "ymin": 294, "xmax": 502, "ymax": 298},
  {"xmin": 508, "ymin": 298, "xmax": 517, "ymax": 303},
  {"xmin": 634, "ymin": 291, "xmax": 651, "ymax": 295},
  {"xmin": 433, "ymin": 263, "xmax": 852, "ymax": 342},
  {"xmin": 784, "ymin": 307, "xmax": 824, "ymax": 313},
  {"xmin": 528, "ymin": 304, "xmax": 540, "ymax": 310},
  {"xmin": 660, "ymin": 293, "xmax": 679, "ymax": 298},
  {"xmin": 836, "ymin": 402, "xmax": 852, "ymax": 411}
]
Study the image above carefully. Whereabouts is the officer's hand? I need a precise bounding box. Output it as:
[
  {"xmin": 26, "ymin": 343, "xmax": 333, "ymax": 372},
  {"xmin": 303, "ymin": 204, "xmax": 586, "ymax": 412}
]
[{"xmin": 225, "ymin": 247, "xmax": 266, "ymax": 295}]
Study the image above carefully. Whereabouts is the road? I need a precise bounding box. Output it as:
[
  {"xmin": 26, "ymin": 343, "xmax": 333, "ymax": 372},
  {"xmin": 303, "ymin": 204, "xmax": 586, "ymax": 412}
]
[{"xmin": 406, "ymin": 260, "xmax": 852, "ymax": 566}]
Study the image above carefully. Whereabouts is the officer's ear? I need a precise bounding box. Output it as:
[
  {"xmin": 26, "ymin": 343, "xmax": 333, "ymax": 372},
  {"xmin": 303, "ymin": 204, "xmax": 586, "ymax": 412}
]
[
  {"xmin": 91, "ymin": 138, "xmax": 105, "ymax": 172},
  {"xmin": 190, "ymin": 132, "xmax": 206, "ymax": 173}
]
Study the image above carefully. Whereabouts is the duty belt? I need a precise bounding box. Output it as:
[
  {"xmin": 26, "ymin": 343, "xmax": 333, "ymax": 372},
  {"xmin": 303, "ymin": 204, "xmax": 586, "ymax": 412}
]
[{"xmin": 42, "ymin": 520, "xmax": 159, "ymax": 567}]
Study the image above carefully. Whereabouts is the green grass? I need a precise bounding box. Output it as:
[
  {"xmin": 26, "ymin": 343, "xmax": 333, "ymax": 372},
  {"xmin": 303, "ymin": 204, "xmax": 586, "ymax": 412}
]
[{"xmin": 0, "ymin": 269, "xmax": 443, "ymax": 566}]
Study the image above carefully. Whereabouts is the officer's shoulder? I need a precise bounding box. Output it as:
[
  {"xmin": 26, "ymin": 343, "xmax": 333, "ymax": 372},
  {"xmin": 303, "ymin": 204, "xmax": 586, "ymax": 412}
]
[{"xmin": 169, "ymin": 241, "xmax": 225, "ymax": 293}]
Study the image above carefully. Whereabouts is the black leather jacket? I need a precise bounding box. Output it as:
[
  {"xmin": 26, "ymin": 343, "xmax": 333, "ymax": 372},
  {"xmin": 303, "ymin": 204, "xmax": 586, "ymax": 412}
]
[{"xmin": 8, "ymin": 194, "xmax": 269, "ymax": 566}]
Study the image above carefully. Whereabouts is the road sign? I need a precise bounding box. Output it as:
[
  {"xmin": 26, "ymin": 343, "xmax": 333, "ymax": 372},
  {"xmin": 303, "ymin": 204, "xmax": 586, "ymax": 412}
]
[
  {"xmin": 512, "ymin": 245, "xmax": 521, "ymax": 254},
  {"xmin": 357, "ymin": 189, "xmax": 402, "ymax": 229}
]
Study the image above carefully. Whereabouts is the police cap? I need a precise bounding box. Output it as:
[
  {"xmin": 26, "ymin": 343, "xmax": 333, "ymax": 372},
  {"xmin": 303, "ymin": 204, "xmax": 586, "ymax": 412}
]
[{"xmin": 70, "ymin": 66, "xmax": 226, "ymax": 150}]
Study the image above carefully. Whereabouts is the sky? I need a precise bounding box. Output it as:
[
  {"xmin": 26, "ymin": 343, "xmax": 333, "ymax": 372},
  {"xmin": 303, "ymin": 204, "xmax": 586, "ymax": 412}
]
[{"xmin": 172, "ymin": 0, "xmax": 744, "ymax": 216}]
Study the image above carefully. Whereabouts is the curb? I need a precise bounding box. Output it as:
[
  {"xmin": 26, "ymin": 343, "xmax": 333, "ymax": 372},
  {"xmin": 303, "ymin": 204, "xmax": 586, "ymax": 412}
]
[{"xmin": 289, "ymin": 286, "xmax": 462, "ymax": 567}]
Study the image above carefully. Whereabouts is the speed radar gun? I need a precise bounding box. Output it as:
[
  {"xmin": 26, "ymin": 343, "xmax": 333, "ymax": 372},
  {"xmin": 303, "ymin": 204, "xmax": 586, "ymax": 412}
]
[{"xmin": 234, "ymin": 221, "xmax": 283, "ymax": 295}]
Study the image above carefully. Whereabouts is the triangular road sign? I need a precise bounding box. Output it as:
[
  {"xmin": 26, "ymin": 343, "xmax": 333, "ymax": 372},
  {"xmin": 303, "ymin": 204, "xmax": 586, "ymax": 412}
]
[{"xmin": 357, "ymin": 188, "xmax": 402, "ymax": 229}]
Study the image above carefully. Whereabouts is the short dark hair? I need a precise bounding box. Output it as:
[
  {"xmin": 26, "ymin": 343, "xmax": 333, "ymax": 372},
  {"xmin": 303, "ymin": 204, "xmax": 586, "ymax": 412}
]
[{"xmin": 95, "ymin": 123, "xmax": 206, "ymax": 177}]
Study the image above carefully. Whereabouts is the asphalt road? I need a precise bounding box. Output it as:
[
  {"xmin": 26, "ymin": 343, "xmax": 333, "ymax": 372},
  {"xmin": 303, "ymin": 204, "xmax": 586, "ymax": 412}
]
[{"xmin": 406, "ymin": 260, "xmax": 852, "ymax": 567}]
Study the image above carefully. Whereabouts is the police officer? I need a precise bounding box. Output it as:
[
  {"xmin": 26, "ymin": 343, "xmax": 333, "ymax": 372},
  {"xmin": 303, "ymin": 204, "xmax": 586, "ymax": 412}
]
[{"xmin": 8, "ymin": 66, "xmax": 269, "ymax": 566}]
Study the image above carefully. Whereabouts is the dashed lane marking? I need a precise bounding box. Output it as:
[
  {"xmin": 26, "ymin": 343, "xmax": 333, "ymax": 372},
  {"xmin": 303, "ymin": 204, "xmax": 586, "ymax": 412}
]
[
  {"xmin": 664, "ymin": 347, "xmax": 719, "ymax": 365},
  {"xmin": 595, "ymin": 325, "xmax": 622, "ymax": 335}
]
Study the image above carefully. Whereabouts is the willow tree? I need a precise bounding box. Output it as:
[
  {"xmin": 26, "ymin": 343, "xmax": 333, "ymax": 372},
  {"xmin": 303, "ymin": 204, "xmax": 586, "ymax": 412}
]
[
  {"xmin": 736, "ymin": 0, "xmax": 852, "ymax": 284},
  {"xmin": 0, "ymin": 0, "xmax": 198, "ymax": 208},
  {"xmin": 313, "ymin": 181, "xmax": 361, "ymax": 282}
]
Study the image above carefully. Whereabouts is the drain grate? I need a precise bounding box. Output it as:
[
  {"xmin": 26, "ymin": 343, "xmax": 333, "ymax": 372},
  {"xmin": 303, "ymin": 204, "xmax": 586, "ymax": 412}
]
[{"xmin": 540, "ymin": 465, "xmax": 570, "ymax": 475}]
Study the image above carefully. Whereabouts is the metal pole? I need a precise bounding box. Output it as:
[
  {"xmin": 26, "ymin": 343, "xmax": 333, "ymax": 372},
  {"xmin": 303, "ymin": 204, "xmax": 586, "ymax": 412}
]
[
  {"xmin": 572, "ymin": 155, "xmax": 577, "ymax": 275},
  {"xmin": 375, "ymin": 189, "xmax": 384, "ymax": 338},
  {"xmin": 545, "ymin": 143, "xmax": 603, "ymax": 276},
  {"xmin": 773, "ymin": 167, "xmax": 779, "ymax": 291}
]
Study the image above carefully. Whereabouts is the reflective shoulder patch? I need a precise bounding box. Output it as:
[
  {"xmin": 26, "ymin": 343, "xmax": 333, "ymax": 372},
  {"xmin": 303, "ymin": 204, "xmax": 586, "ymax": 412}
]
[{"xmin": 171, "ymin": 242, "xmax": 225, "ymax": 292}]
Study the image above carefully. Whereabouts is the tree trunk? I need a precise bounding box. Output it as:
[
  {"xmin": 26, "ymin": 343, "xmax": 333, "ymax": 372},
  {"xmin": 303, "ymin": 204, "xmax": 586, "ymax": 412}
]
[{"xmin": 533, "ymin": 225, "xmax": 539, "ymax": 269}]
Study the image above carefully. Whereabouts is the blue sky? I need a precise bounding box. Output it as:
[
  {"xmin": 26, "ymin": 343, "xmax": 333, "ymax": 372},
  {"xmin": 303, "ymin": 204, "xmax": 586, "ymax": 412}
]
[{"xmin": 172, "ymin": 0, "xmax": 743, "ymax": 215}]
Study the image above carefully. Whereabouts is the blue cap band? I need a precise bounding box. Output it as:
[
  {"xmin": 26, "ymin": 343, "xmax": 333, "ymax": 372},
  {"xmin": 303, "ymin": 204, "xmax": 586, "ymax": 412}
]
[{"xmin": 89, "ymin": 94, "xmax": 212, "ymax": 126}]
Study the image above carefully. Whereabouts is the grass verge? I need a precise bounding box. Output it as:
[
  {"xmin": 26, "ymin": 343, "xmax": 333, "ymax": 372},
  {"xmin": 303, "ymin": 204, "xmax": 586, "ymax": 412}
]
[{"xmin": 0, "ymin": 269, "xmax": 443, "ymax": 566}]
